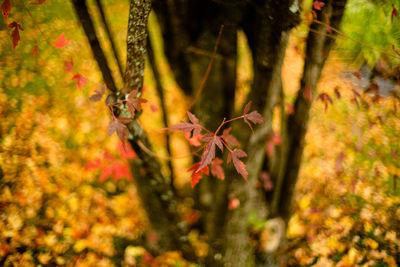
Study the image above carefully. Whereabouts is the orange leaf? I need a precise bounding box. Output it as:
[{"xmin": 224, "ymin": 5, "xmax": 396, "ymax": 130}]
[
  {"xmin": 52, "ymin": 32, "xmax": 71, "ymax": 49},
  {"xmin": 71, "ymin": 73, "xmax": 87, "ymax": 89}
]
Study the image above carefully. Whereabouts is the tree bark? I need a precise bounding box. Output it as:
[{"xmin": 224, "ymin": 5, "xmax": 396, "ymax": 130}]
[
  {"xmin": 274, "ymin": 0, "xmax": 348, "ymax": 222},
  {"xmin": 222, "ymin": 1, "xmax": 299, "ymax": 265}
]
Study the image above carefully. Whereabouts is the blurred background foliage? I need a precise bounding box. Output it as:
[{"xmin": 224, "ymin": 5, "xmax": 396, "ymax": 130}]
[{"xmin": 0, "ymin": 0, "xmax": 400, "ymax": 266}]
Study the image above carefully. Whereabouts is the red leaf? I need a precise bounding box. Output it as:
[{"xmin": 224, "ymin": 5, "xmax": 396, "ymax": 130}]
[
  {"xmin": 228, "ymin": 198, "xmax": 240, "ymax": 210},
  {"xmin": 211, "ymin": 158, "xmax": 225, "ymax": 180},
  {"xmin": 30, "ymin": 44, "xmax": 38, "ymax": 57},
  {"xmin": 89, "ymin": 85, "xmax": 106, "ymax": 102},
  {"xmin": 303, "ymin": 84, "xmax": 313, "ymax": 103},
  {"xmin": 107, "ymin": 119, "xmax": 129, "ymax": 144},
  {"xmin": 52, "ymin": 32, "xmax": 71, "ymax": 49},
  {"xmin": 228, "ymin": 149, "xmax": 248, "ymax": 180},
  {"xmin": 71, "ymin": 73, "xmax": 87, "ymax": 89},
  {"xmin": 1, "ymin": 0, "xmax": 10, "ymax": 22},
  {"xmin": 30, "ymin": 0, "xmax": 46, "ymax": 5},
  {"xmin": 313, "ymin": 0, "xmax": 325, "ymax": 10},
  {"xmin": 188, "ymin": 162, "xmax": 209, "ymax": 188},
  {"xmin": 64, "ymin": 59, "xmax": 74, "ymax": 73},
  {"xmin": 198, "ymin": 135, "xmax": 223, "ymax": 170},
  {"xmin": 126, "ymin": 89, "xmax": 147, "ymax": 118},
  {"xmin": 117, "ymin": 143, "xmax": 136, "ymax": 159},
  {"xmin": 392, "ymin": 5, "xmax": 398, "ymax": 22},
  {"xmin": 8, "ymin": 21, "xmax": 23, "ymax": 49},
  {"xmin": 221, "ymin": 127, "xmax": 239, "ymax": 146}
]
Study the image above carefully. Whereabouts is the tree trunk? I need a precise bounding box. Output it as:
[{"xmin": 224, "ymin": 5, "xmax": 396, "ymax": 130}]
[{"xmin": 273, "ymin": 0, "xmax": 348, "ymax": 223}]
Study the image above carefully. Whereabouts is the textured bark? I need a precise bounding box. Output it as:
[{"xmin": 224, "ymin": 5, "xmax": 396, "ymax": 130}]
[
  {"xmin": 71, "ymin": 0, "xmax": 117, "ymax": 92},
  {"xmin": 274, "ymin": 0, "xmax": 348, "ymax": 222},
  {"xmin": 95, "ymin": 0, "xmax": 124, "ymax": 79},
  {"xmin": 118, "ymin": 0, "xmax": 195, "ymax": 258},
  {"xmin": 223, "ymin": 1, "xmax": 299, "ymax": 265},
  {"xmin": 123, "ymin": 0, "xmax": 151, "ymax": 94}
]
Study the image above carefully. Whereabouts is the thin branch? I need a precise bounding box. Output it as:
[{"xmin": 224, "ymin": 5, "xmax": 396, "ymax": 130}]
[{"xmin": 185, "ymin": 24, "xmax": 224, "ymax": 113}]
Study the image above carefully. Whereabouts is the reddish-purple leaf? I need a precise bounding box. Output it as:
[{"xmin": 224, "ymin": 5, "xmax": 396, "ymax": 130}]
[
  {"xmin": 228, "ymin": 149, "xmax": 248, "ymax": 180},
  {"xmin": 313, "ymin": 0, "xmax": 325, "ymax": 10},
  {"xmin": 126, "ymin": 89, "xmax": 147, "ymax": 118},
  {"xmin": 243, "ymin": 101, "xmax": 252, "ymax": 114},
  {"xmin": 52, "ymin": 33, "xmax": 71, "ymax": 49},
  {"xmin": 211, "ymin": 158, "xmax": 225, "ymax": 180},
  {"xmin": 117, "ymin": 116, "xmax": 133, "ymax": 124},
  {"xmin": 166, "ymin": 112, "xmax": 202, "ymax": 138},
  {"xmin": 8, "ymin": 21, "xmax": 23, "ymax": 49},
  {"xmin": 89, "ymin": 85, "xmax": 106, "ymax": 102},
  {"xmin": 188, "ymin": 162, "xmax": 209, "ymax": 188},
  {"xmin": 167, "ymin": 122, "xmax": 198, "ymax": 133},
  {"xmin": 187, "ymin": 111, "xmax": 199, "ymax": 124},
  {"xmin": 244, "ymin": 111, "xmax": 264, "ymax": 131},
  {"xmin": 198, "ymin": 136, "xmax": 223, "ymax": 171},
  {"xmin": 72, "ymin": 73, "xmax": 87, "ymax": 89},
  {"xmin": 108, "ymin": 119, "xmax": 129, "ymax": 144},
  {"xmin": 1, "ymin": 0, "xmax": 10, "ymax": 22}
]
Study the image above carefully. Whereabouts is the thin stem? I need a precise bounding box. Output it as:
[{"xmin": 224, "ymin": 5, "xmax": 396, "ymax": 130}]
[
  {"xmin": 214, "ymin": 116, "xmax": 244, "ymax": 136},
  {"xmin": 185, "ymin": 25, "xmax": 224, "ymax": 113}
]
